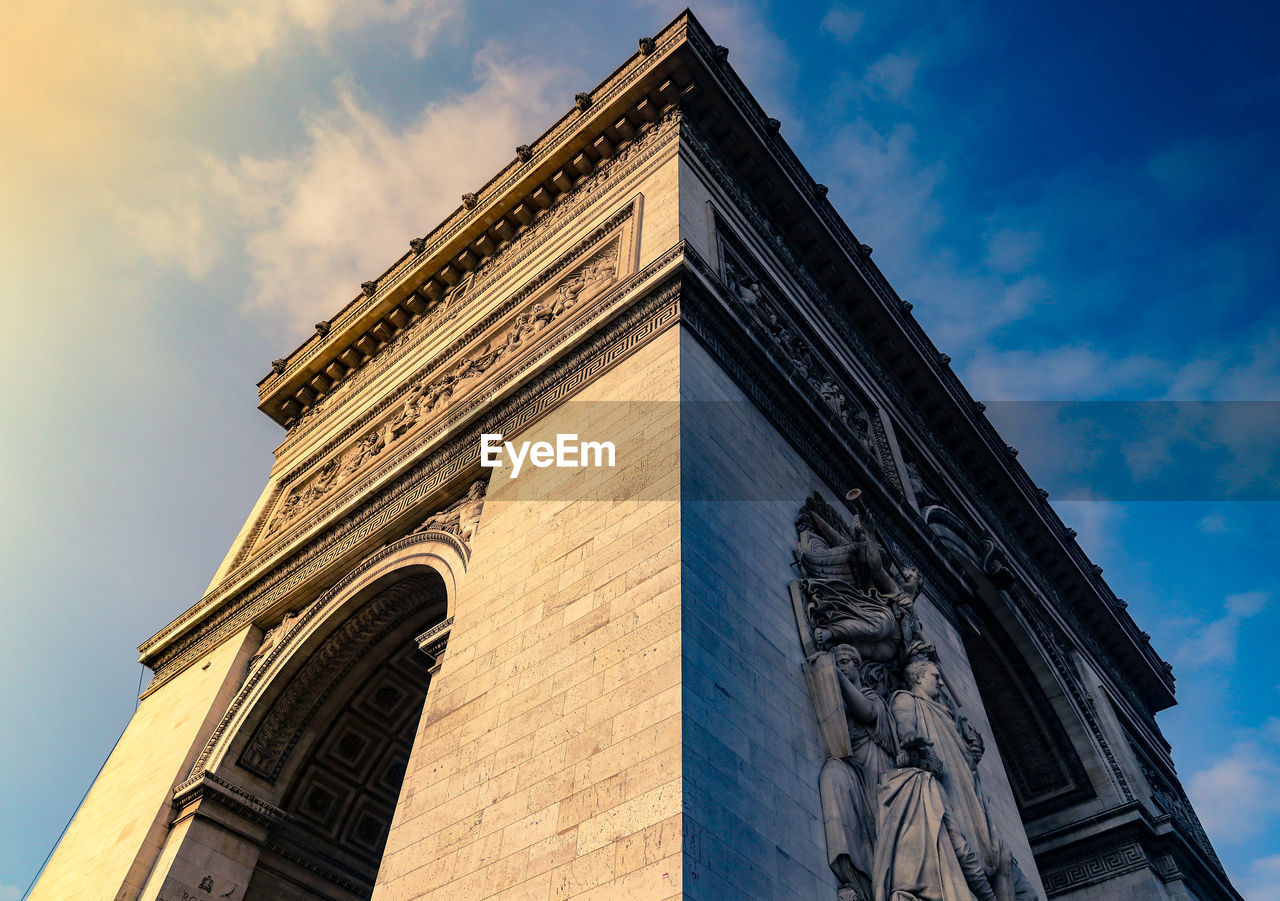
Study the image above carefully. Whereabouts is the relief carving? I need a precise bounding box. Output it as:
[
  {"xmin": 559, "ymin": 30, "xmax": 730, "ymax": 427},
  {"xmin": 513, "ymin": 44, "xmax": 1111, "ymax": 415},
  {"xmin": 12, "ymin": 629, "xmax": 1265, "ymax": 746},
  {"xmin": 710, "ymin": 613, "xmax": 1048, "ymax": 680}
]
[
  {"xmin": 412, "ymin": 479, "xmax": 486, "ymax": 545},
  {"xmin": 263, "ymin": 249, "xmax": 618, "ymax": 541},
  {"xmin": 723, "ymin": 252, "xmax": 875, "ymax": 458},
  {"xmin": 792, "ymin": 490, "xmax": 1041, "ymax": 901},
  {"xmin": 282, "ymin": 104, "xmax": 677, "ymax": 443},
  {"xmin": 248, "ymin": 600, "xmax": 317, "ymax": 671}
]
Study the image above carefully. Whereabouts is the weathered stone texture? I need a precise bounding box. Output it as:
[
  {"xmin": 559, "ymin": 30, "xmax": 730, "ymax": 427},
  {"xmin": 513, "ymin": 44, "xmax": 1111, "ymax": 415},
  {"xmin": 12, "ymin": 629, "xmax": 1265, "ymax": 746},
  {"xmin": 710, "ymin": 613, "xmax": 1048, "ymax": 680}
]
[
  {"xmin": 29, "ymin": 628, "xmax": 257, "ymax": 901},
  {"xmin": 374, "ymin": 327, "xmax": 683, "ymax": 901},
  {"xmin": 678, "ymin": 329, "xmax": 838, "ymax": 900}
]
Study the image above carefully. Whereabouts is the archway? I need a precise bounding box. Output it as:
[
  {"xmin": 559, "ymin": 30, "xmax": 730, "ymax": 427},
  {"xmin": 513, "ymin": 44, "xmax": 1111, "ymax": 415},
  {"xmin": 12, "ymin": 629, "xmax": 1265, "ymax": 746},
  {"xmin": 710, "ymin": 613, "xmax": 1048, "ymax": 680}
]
[
  {"xmin": 158, "ymin": 534, "xmax": 466, "ymax": 901},
  {"xmin": 920, "ymin": 505, "xmax": 1100, "ymax": 822}
]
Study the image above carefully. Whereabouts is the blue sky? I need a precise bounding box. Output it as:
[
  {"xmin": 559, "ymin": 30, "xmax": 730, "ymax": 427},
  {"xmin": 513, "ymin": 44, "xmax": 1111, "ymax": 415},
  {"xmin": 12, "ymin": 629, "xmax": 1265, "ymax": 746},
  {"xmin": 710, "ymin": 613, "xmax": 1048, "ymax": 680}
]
[{"xmin": 1, "ymin": 0, "xmax": 1277, "ymax": 897}]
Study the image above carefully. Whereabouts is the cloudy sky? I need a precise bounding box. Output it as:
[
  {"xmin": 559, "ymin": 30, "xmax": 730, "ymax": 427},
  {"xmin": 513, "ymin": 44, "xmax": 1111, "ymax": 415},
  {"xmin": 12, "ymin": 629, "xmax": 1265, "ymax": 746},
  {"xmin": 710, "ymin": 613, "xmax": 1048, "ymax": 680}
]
[{"xmin": 2, "ymin": 0, "xmax": 1277, "ymax": 897}]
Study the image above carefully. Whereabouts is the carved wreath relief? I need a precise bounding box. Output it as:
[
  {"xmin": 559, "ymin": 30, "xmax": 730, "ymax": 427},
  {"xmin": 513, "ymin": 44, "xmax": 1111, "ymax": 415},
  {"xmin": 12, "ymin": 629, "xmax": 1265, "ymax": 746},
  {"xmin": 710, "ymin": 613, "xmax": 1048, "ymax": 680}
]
[{"xmin": 792, "ymin": 491, "xmax": 1040, "ymax": 901}]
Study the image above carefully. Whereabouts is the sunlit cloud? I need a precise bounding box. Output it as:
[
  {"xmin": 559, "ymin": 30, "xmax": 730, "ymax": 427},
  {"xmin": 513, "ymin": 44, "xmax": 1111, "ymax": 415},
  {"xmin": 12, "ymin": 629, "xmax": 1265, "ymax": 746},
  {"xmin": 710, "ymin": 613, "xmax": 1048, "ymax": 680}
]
[
  {"xmin": 0, "ymin": 0, "xmax": 463, "ymax": 175},
  {"xmin": 1173, "ymin": 592, "xmax": 1269, "ymax": 669},
  {"xmin": 1188, "ymin": 728, "xmax": 1280, "ymax": 845},
  {"xmin": 224, "ymin": 54, "xmax": 576, "ymax": 335}
]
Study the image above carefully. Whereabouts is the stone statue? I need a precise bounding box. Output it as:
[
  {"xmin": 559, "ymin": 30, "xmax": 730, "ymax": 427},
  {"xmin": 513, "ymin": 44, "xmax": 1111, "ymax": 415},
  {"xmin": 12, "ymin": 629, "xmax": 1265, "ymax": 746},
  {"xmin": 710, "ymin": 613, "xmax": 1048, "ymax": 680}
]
[
  {"xmin": 794, "ymin": 492, "xmax": 920, "ymax": 663},
  {"xmin": 414, "ymin": 479, "xmax": 487, "ymax": 545},
  {"xmin": 878, "ymin": 658, "xmax": 1041, "ymax": 901},
  {"xmin": 247, "ymin": 602, "xmax": 315, "ymax": 671},
  {"xmin": 789, "ymin": 490, "xmax": 1042, "ymax": 901},
  {"xmin": 818, "ymin": 644, "xmax": 896, "ymax": 901}
]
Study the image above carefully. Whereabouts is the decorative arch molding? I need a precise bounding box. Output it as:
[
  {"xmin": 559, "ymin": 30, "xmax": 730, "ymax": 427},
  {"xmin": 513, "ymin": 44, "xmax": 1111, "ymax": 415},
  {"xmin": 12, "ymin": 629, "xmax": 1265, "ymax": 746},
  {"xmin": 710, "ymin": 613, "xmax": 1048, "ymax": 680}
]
[
  {"xmin": 186, "ymin": 530, "xmax": 468, "ymax": 788},
  {"xmin": 921, "ymin": 504, "xmax": 1014, "ymax": 590},
  {"xmin": 920, "ymin": 503, "xmax": 1102, "ymax": 819}
]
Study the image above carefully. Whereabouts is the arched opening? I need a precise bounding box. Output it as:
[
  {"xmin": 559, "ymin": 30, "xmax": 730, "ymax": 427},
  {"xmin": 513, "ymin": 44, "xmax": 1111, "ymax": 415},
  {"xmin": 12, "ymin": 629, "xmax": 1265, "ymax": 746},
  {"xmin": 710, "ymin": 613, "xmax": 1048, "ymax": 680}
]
[
  {"xmin": 240, "ymin": 577, "xmax": 442, "ymax": 899},
  {"xmin": 920, "ymin": 505, "xmax": 1099, "ymax": 824},
  {"xmin": 958, "ymin": 603, "xmax": 1095, "ymax": 820},
  {"xmin": 234, "ymin": 570, "xmax": 446, "ymax": 900},
  {"xmin": 166, "ymin": 535, "xmax": 467, "ymax": 901}
]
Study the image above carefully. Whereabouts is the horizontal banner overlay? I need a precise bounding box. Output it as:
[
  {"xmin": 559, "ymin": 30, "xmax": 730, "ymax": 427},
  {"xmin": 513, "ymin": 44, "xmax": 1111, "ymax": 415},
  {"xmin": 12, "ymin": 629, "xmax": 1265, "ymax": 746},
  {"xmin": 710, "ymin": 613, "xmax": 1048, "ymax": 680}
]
[{"xmin": 474, "ymin": 401, "xmax": 1280, "ymax": 501}]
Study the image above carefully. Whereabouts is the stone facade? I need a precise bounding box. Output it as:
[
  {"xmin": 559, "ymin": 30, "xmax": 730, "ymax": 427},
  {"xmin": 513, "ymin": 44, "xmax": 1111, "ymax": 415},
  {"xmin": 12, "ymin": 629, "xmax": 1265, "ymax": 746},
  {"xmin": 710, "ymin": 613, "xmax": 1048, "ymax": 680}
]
[{"xmin": 32, "ymin": 10, "xmax": 1239, "ymax": 901}]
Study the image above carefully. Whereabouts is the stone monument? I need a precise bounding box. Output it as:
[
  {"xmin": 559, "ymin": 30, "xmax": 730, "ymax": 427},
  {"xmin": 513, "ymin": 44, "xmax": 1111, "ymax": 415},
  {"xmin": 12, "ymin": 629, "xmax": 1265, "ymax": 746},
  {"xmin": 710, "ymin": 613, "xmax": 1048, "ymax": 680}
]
[{"xmin": 30, "ymin": 11, "xmax": 1241, "ymax": 901}]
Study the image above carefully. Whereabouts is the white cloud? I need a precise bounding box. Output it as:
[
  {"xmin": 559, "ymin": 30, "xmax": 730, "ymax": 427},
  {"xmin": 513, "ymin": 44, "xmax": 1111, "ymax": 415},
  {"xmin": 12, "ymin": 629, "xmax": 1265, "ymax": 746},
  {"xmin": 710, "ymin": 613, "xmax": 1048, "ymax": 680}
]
[
  {"xmin": 1166, "ymin": 330, "xmax": 1280, "ymax": 401},
  {"xmin": 1239, "ymin": 854, "xmax": 1280, "ymax": 901},
  {"xmin": 984, "ymin": 226, "xmax": 1043, "ymax": 274},
  {"xmin": 1188, "ymin": 739, "xmax": 1280, "ymax": 845},
  {"xmin": 1146, "ymin": 138, "xmax": 1249, "ymax": 204},
  {"xmin": 0, "ymin": 0, "xmax": 463, "ymax": 171},
  {"xmin": 1198, "ymin": 513, "xmax": 1230, "ymax": 534},
  {"xmin": 230, "ymin": 55, "xmax": 572, "ymax": 333},
  {"xmin": 1048, "ymin": 500, "xmax": 1124, "ymax": 563},
  {"xmin": 820, "ymin": 6, "xmax": 865, "ymax": 43},
  {"xmin": 1173, "ymin": 592, "xmax": 1269, "ymax": 669},
  {"xmin": 824, "ymin": 120, "xmax": 945, "ymax": 260},
  {"xmin": 959, "ymin": 345, "xmax": 1169, "ymax": 401},
  {"xmin": 865, "ymin": 52, "xmax": 921, "ymax": 102},
  {"xmin": 1226, "ymin": 591, "xmax": 1268, "ymax": 618},
  {"xmin": 117, "ymin": 48, "xmax": 578, "ymax": 335}
]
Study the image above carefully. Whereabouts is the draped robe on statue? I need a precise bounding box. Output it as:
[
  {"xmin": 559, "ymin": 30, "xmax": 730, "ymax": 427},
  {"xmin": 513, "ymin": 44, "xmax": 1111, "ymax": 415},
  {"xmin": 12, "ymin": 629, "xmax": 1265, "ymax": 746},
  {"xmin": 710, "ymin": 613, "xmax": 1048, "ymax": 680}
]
[
  {"xmin": 798, "ymin": 531, "xmax": 901, "ymax": 662},
  {"xmin": 889, "ymin": 690, "xmax": 998, "ymax": 870},
  {"xmin": 872, "ymin": 768, "xmax": 979, "ymax": 901},
  {"xmin": 820, "ymin": 687, "xmax": 896, "ymax": 894}
]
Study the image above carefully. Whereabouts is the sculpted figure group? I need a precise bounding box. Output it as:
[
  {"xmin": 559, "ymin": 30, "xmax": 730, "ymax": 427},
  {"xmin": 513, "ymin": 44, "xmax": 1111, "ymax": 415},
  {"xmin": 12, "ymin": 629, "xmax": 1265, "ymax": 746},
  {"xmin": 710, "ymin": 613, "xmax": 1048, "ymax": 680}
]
[{"xmin": 794, "ymin": 492, "xmax": 1039, "ymax": 901}]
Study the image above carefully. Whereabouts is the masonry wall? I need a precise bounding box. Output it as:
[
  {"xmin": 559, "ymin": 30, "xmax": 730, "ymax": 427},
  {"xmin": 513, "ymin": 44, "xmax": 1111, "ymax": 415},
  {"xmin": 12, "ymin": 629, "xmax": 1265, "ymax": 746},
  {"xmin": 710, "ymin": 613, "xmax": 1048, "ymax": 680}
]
[
  {"xmin": 678, "ymin": 329, "xmax": 844, "ymax": 900},
  {"xmin": 374, "ymin": 326, "xmax": 683, "ymax": 901},
  {"xmin": 30, "ymin": 627, "xmax": 257, "ymax": 901},
  {"xmin": 678, "ymin": 328, "xmax": 1048, "ymax": 899}
]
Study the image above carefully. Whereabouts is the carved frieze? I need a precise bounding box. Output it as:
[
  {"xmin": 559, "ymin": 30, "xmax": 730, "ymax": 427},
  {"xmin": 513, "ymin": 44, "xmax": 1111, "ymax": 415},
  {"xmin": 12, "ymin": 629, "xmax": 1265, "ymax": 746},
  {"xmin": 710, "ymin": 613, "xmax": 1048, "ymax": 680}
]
[
  {"xmin": 281, "ymin": 103, "xmax": 680, "ymax": 445},
  {"xmin": 412, "ymin": 479, "xmax": 486, "ymax": 546},
  {"xmin": 141, "ymin": 262, "xmax": 682, "ymax": 691},
  {"xmin": 256, "ymin": 229, "xmax": 626, "ymax": 551},
  {"xmin": 717, "ymin": 231, "xmax": 880, "ymax": 467}
]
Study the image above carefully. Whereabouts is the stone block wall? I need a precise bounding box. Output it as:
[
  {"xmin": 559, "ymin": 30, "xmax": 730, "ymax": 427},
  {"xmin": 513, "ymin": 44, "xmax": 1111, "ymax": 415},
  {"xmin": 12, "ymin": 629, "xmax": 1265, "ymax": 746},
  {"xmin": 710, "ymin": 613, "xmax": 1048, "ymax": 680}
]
[
  {"xmin": 30, "ymin": 628, "xmax": 257, "ymax": 901},
  {"xmin": 375, "ymin": 326, "xmax": 683, "ymax": 901},
  {"xmin": 678, "ymin": 330, "xmax": 840, "ymax": 899}
]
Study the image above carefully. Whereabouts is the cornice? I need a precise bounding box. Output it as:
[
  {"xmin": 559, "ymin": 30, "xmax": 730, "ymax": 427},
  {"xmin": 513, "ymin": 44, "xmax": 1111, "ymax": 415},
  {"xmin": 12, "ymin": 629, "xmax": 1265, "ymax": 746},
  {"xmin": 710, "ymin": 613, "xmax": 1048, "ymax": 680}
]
[
  {"xmin": 255, "ymin": 13, "xmax": 699, "ymax": 428},
  {"xmin": 276, "ymin": 104, "xmax": 682, "ymax": 453},
  {"xmin": 171, "ymin": 770, "xmax": 288, "ymax": 829}
]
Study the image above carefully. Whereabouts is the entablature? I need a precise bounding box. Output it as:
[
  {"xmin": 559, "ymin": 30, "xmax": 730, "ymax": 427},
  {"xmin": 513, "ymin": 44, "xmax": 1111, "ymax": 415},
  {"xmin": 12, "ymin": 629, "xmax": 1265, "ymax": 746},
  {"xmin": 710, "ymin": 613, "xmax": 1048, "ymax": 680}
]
[{"xmin": 256, "ymin": 13, "xmax": 699, "ymax": 432}]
